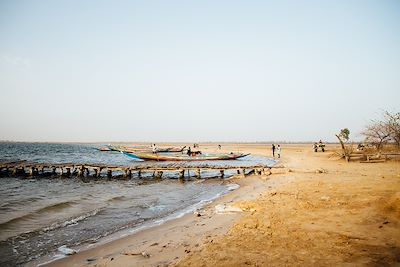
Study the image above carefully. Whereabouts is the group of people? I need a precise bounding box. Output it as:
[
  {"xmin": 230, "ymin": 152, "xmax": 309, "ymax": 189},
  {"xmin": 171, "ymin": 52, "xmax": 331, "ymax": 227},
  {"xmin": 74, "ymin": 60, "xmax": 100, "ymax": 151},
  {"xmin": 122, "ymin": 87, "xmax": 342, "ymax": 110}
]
[
  {"xmin": 271, "ymin": 144, "xmax": 281, "ymax": 158},
  {"xmin": 313, "ymin": 140, "xmax": 325, "ymax": 152},
  {"xmin": 186, "ymin": 147, "xmax": 202, "ymax": 156}
]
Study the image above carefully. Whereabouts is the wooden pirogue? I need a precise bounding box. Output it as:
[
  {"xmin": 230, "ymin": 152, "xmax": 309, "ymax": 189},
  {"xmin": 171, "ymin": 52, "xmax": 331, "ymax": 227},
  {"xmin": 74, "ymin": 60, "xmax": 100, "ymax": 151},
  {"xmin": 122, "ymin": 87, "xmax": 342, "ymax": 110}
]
[
  {"xmin": 106, "ymin": 145, "xmax": 187, "ymax": 153},
  {"xmin": 0, "ymin": 161, "xmax": 275, "ymax": 180},
  {"xmin": 123, "ymin": 152, "xmax": 250, "ymax": 161}
]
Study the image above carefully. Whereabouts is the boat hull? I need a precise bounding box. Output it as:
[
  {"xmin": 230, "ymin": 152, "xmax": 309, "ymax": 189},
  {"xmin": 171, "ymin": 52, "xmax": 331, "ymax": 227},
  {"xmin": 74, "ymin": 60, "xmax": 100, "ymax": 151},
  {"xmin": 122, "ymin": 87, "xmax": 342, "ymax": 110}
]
[
  {"xmin": 123, "ymin": 152, "xmax": 250, "ymax": 161},
  {"xmin": 108, "ymin": 146, "xmax": 186, "ymax": 153}
]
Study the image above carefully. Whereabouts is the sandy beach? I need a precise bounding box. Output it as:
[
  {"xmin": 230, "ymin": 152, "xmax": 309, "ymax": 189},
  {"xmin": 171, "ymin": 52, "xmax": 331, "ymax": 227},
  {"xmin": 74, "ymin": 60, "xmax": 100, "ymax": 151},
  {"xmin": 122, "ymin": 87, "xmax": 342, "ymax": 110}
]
[
  {"xmin": 2, "ymin": 2, "xmax": 399, "ymax": 266},
  {"xmin": 44, "ymin": 143, "xmax": 400, "ymax": 267}
]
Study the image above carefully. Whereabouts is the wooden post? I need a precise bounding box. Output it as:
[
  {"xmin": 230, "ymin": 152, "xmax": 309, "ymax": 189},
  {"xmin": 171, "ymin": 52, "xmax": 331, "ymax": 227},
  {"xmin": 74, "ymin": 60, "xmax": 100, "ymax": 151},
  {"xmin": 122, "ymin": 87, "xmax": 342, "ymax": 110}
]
[
  {"xmin": 93, "ymin": 168, "xmax": 98, "ymax": 178},
  {"xmin": 19, "ymin": 167, "xmax": 24, "ymax": 176},
  {"xmin": 123, "ymin": 169, "xmax": 132, "ymax": 179},
  {"xmin": 220, "ymin": 170, "xmax": 224, "ymax": 178},
  {"xmin": 93, "ymin": 168, "xmax": 101, "ymax": 178},
  {"xmin": 196, "ymin": 169, "xmax": 201, "ymax": 179},
  {"xmin": 72, "ymin": 167, "xmax": 78, "ymax": 176},
  {"xmin": 2, "ymin": 167, "xmax": 9, "ymax": 177},
  {"xmin": 13, "ymin": 167, "xmax": 24, "ymax": 176},
  {"xmin": 29, "ymin": 167, "xmax": 35, "ymax": 177},
  {"xmin": 78, "ymin": 165, "xmax": 85, "ymax": 177},
  {"xmin": 155, "ymin": 171, "xmax": 163, "ymax": 179},
  {"xmin": 107, "ymin": 169, "xmax": 112, "ymax": 179},
  {"xmin": 66, "ymin": 167, "xmax": 71, "ymax": 177},
  {"xmin": 179, "ymin": 169, "xmax": 185, "ymax": 180},
  {"xmin": 242, "ymin": 168, "xmax": 246, "ymax": 177},
  {"xmin": 138, "ymin": 170, "xmax": 142, "ymax": 178}
]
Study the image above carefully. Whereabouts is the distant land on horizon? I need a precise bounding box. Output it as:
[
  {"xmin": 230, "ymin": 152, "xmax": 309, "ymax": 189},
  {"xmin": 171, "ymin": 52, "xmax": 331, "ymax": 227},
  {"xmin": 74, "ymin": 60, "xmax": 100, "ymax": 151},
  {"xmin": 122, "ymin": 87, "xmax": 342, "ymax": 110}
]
[{"xmin": 0, "ymin": 140, "xmax": 344, "ymax": 144}]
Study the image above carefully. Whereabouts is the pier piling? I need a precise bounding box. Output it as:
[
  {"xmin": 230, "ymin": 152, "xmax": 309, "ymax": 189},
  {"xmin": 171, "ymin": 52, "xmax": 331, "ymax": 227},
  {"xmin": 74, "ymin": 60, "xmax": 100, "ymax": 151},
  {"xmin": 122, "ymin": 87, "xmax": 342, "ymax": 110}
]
[{"xmin": 0, "ymin": 162, "xmax": 273, "ymax": 181}]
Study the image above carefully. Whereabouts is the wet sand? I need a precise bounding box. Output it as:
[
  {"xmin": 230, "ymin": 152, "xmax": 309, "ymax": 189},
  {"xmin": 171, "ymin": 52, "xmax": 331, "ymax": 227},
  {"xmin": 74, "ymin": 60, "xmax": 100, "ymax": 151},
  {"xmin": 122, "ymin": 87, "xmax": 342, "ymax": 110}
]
[{"xmin": 45, "ymin": 144, "xmax": 400, "ymax": 267}]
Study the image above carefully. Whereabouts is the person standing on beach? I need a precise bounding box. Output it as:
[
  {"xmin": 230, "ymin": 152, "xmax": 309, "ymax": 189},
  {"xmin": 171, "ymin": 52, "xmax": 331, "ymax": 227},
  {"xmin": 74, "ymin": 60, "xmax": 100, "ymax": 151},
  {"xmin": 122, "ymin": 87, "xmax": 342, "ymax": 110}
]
[
  {"xmin": 277, "ymin": 144, "xmax": 281, "ymax": 158},
  {"xmin": 152, "ymin": 144, "xmax": 157, "ymax": 154},
  {"xmin": 272, "ymin": 144, "xmax": 276, "ymax": 157}
]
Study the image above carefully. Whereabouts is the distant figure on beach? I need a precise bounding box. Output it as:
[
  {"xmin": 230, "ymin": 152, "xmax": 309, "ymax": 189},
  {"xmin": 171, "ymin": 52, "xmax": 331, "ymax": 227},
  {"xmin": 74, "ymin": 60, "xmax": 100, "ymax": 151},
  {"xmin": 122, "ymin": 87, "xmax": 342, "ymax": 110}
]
[
  {"xmin": 318, "ymin": 140, "xmax": 325, "ymax": 152},
  {"xmin": 152, "ymin": 144, "xmax": 157, "ymax": 154},
  {"xmin": 277, "ymin": 145, "xmax": 281, "ymax": 158},
  {"xmin": 187, "ymin": 147, "xmax": 192, "ymax": 156},
  {"xmin": 272, "ymin": 144, "xmax": 276, "ymax": 157},
  {"xmin": 313, "ymin": 143, "xmax": 318, "ymax": 152},
  {"xmin": 218, "ymin": 145, "xmax": 221, "ymax": 150}
]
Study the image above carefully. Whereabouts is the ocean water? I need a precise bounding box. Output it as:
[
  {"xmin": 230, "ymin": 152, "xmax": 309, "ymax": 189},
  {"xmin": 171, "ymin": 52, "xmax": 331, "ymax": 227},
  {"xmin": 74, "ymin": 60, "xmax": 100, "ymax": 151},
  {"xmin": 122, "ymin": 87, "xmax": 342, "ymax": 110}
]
[{"xmin": 0, "ymin": 143, "xmax": 274, "ymax": 266}]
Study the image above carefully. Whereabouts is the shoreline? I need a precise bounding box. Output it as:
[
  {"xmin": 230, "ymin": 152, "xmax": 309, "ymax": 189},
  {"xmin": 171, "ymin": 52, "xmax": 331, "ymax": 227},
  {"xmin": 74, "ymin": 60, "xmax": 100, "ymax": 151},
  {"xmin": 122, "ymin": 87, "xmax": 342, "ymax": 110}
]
[
  {"xmin": 30, "ymin": 179, "xmax": 242, "ymax": 266},
  {"xmin": 39, "ymin": 169, "xmax": 287, "ymax": 267}
]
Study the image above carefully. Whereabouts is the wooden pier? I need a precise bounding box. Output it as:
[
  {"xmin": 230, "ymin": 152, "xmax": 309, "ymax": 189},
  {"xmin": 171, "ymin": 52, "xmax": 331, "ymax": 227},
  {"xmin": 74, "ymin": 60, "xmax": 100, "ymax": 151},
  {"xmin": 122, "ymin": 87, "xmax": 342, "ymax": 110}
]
[{"xmin": 0, "ymin": 161, "xmax": 274, "ymax": 180}]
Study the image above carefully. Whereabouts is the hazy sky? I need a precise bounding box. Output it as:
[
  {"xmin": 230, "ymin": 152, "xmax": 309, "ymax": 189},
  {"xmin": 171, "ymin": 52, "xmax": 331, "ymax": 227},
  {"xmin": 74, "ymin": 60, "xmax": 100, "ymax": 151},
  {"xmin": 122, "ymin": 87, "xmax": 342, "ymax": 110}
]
[{"xmin": 1, "ymin": 0, "xmax": 399, "ymax": 142}]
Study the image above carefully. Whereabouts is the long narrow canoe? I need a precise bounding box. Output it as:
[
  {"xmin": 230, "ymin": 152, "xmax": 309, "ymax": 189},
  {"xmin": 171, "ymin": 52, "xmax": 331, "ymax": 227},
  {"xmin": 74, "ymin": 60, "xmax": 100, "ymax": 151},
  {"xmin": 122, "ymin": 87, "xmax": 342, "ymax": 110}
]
[
  {"xmin": 123, "ymin": 152, "xmax": 250, "ymax": 161},
  {"xmin": 108, "ymin": 145, "xmax": 186, "ymax": 153}
]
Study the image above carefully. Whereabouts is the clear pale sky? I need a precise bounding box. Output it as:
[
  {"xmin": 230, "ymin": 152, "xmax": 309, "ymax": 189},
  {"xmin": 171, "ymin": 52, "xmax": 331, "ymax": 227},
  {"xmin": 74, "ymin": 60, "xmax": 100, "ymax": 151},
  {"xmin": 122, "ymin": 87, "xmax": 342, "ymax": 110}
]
[{"xmin": 0, "ymin": 0, "xmax": 399, "ymax": 142}]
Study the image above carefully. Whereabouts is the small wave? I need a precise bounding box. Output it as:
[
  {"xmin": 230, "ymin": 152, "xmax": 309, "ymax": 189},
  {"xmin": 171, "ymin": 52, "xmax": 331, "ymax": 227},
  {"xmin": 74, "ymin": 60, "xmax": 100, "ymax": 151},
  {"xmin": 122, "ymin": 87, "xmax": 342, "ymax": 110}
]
[
  {"xmin": 38, "ymin": 201, "xmax": 76, "ymax": 213},
  {"xmin": 107, "ymin": 196, "xmax": 127, "ymax": 203},
  {"xmin": 0, "ymin": 196, "xmax": 43, "ymax": 210},
  {"xmin": 42, "ymin": 208, "xmax": 103, "ymax": 232},
  {"xmin": 0, "ymin": 201, "xmax": 76, "ymax": 229}
]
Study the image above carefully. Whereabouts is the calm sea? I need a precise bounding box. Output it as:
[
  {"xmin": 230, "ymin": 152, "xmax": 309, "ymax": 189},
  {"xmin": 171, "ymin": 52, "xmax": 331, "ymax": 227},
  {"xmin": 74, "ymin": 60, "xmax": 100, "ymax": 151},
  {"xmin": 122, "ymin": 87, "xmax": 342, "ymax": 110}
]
[{"xmin": 0, "ymin": 143, "xmax": 274, "ymax": 266}]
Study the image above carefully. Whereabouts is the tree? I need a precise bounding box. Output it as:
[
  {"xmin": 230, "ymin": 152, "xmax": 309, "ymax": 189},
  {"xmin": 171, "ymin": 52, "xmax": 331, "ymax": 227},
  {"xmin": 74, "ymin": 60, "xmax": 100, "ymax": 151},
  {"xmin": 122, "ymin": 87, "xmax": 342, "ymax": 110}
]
[
  {"xmin": 335, "ymin": 128, "xmax": 351, "ymax": 159},
  {"xmin": 362, "ymin": 111, "xmax": 398, "ymax": 150},
  {"xmin": 384, "ymin": 111, "xmax": 400, "ymax": 147},
  {"xmin": 335, "ymin": 128, "xmax": 350, "ymax": 151}
]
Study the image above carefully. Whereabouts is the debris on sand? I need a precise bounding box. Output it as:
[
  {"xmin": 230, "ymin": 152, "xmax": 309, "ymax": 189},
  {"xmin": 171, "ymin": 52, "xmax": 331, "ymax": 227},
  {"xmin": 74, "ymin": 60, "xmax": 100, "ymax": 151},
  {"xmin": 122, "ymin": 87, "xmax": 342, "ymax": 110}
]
[
  {"xmin": 57, "ymin": 245, "xmax": 77, "ymax": 255},
  {"xmin": 215, "ymin": 204, "xmax": 243, "ymax": 214}
]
